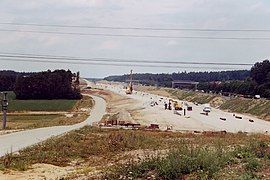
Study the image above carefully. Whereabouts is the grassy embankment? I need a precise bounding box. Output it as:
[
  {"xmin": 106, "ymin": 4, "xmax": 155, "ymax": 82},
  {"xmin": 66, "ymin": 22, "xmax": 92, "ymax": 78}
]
[
  {"xmin": 136, "ymin": 86, "xmax": 270, "ymax": 121},
  {"xmin": 3, "ymin": 92, "xmax": 93, "ymax": 130},
  {"xmin": 0, "ymin": 126, "xmax": 269, "ymax": 179}
]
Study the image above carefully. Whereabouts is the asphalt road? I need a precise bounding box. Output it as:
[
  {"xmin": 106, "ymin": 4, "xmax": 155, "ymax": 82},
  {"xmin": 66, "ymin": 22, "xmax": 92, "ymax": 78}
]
[{"xmin": 0, "ymin": 95, "xmax": 106, "ymax": 157}]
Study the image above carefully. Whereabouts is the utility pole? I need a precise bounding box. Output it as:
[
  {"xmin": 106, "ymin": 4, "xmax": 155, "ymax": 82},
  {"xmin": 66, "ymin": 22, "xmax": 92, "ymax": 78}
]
[{"xmin": 1, "ymin": 92, "xmax": 8, "ymax": 129}]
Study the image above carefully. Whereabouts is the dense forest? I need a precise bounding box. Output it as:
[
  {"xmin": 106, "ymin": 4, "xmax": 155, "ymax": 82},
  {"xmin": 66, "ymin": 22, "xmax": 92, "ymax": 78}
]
[
  {"xmin": 14, "ymin": 70, "xmax": 81, "ymax": 99},
  {"xmin": 104, "ymin": 60, "xmax": 270, "ymax": 98},
  {"xmin": 0, "ymin": 70, "xmax": 81, "ymax": 99},
  {"xmin": 0, "ymin": 71, "xmax": 33, "ymax": 91}
]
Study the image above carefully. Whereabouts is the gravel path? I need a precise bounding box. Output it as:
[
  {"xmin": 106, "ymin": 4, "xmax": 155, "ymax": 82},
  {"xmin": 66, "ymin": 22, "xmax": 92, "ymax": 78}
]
[{"xmin": 0, "ymin": 95, "xmax": 106, "ymax": 157}]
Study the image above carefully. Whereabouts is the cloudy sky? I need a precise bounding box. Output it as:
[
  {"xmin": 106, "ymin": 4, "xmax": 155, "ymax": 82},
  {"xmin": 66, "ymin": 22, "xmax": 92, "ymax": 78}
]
[{"xmin": 0, "ymin": 0, "xmax": 270, "ymax": 78}]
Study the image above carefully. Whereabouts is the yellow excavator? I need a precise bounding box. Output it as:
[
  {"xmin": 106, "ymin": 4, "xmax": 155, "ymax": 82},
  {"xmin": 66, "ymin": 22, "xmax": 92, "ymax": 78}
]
[
  {"xmin": 169, "ymin": 99, "xmax": 182, "ymax": 110},
  {"xmin": 126, "ymin": 70, "xmax": 133, "ymax": 95}
]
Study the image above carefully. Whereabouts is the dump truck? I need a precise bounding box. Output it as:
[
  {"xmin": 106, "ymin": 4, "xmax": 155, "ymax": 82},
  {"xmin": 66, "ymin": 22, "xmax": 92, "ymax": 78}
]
[
  {"xmin": 169, "ymin": 99, "xmax": 183, "ymax": 110},
  {"xmin": 125, "ymin": 82, "xmax": 133, "ymax": 94}
]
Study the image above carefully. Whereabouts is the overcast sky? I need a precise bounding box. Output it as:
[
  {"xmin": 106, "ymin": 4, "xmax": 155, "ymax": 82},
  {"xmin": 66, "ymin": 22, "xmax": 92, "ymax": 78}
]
[{"xmin": 0, "ymin": 0, "xmax": 270, "ymax": 78}]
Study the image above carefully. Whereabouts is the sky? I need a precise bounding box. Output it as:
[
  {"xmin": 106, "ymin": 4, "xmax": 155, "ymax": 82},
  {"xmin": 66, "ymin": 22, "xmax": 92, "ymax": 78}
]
[{"xmin": 0, "ymin": 0, "xmax": 270, "ymax": 78}]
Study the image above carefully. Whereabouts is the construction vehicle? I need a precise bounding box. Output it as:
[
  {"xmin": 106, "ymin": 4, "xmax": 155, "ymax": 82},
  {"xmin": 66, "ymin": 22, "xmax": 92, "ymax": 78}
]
[
  {"xmin": 126, "ymin": 70, "xmax": 133, "ymax": 94},
  {"xmin": 203, "ymin": 104, "xmax": 211, "ymax": 113},
  {"xmin": 187, "ymin": 105, "xmax": 193, "ymax": 111},
  {"xmin": 169, "ymin": 99, "xmax": 183, "ymax": 110}
]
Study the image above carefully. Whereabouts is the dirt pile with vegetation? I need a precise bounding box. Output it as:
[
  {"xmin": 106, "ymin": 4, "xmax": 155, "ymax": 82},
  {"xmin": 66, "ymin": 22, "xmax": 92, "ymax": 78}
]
[{"xmin": 0, "ymin": 126, "xmax": 269, "ymax": 179}]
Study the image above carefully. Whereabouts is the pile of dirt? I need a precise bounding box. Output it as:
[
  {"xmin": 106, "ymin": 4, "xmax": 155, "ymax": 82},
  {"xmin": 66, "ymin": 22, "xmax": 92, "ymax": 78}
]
[
  {"xmin": 109, "ymin": 110, "xmax": 135, "ymax": 124},
  {"xmin": 210, "ymin": 97, "xmax": 226, "ymax": 108},
  {"xmin": 116, "ymin": 110, "xmax": 133, "ymax": 122}
]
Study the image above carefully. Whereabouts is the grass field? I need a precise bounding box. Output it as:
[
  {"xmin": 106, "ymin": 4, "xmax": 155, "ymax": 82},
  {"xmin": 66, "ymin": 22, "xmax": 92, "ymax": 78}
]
[
  {"xmin": 3, "ymin": 95, "xmax": 93, "ymax": 130},
  {"xmin": 0, "ymin": 127, "xmax": 269, "ymax": 179},
  {"xmin": 6, "ymin": 91, "xmax": 77, "ymax": 112},
  {"xmin": 8, "ymin": 100, "xmax": 77, "ymax": 112}
]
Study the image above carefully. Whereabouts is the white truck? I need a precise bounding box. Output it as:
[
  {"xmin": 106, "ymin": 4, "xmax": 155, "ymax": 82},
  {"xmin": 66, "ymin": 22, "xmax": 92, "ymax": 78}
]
[{"xmin": 203, "ymin": 104, "xmax": 211, "ymax": 113}]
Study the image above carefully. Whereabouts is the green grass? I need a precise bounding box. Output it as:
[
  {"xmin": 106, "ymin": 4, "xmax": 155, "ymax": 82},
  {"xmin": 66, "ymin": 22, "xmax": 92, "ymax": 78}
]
[
  {"xmin": 8, "ymin": 99, "xmax": 77, "ymax": 112},
  {"xmin": 6, "ymin": 91, "xmax": 77, "ymax": 112}
]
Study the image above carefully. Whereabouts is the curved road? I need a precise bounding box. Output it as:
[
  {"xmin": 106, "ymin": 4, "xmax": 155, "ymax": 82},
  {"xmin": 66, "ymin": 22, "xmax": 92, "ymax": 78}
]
[{"xmin": 0, "ymin": 95, "xmax": 106, "ymax": 157}]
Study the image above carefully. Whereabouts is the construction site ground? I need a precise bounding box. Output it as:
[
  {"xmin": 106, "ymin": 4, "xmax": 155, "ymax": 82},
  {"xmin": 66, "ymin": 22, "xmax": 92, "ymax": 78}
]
[{"xmin": 97, "ymin": 82, "xmax": 270, "ymax": 133}]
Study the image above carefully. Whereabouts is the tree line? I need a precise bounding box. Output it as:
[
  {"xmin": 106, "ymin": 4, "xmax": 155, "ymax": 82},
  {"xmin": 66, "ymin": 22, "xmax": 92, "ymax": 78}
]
[
  {"xmin": 0, "ymin": 71, "xmax": 33, "ymax": 91},
  {"xmin": 198, "ymin": 60, "xmax": 270, "ymax": 98},
  {"xmin": 104, "ymin": 70, "xmax": 250, "ymax": 87},
  {"xmin": 0, "ymin": 70, "xmax": 82, "ymax": 99},
  {"xmin": 104, "ymin": 60, "xmax": 270, "ymax": 98}
]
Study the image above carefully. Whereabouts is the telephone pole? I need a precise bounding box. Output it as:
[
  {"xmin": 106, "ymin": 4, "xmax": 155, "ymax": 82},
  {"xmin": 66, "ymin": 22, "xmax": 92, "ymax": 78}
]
[{"xmin": 1, "ymin": 92, "xmax": 8, "ymax": 129}]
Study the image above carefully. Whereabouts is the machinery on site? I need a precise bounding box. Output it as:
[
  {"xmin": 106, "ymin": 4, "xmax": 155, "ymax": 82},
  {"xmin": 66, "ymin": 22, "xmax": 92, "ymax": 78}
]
[
  {"xmin": 203, "ymin": 104, "xmax": 211, "ymax": 113},
  {"xmin": 187, "ymin": 105, "xmax": 193, "ymax": 111},
  {"xmin": 125, "ymin": 70, "xmax": 133, "ymax": 95},
  {"xmin": 169, "ymin": 99, "xmax": 183, "ymax": 110}
]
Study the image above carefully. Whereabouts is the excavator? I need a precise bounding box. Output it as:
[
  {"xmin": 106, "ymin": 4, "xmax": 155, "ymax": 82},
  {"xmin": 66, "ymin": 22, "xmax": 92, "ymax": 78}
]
[
  {"xmin": 169, "ymin": 99, "xmax": 182, "ymax": 110},
  {"xmin": 125, "ymin": 70, "xmax": 133, "ymax": 95}
]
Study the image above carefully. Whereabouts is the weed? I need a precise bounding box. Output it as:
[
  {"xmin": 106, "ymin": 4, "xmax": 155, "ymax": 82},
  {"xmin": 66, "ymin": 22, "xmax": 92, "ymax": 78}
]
[
  {"xmin": 105, "ymin": 143, "xmax": 233, "ymax": 179},
  {"xmin": 244, "ymin": 158, "xmax": 262, "ymax": 172}
]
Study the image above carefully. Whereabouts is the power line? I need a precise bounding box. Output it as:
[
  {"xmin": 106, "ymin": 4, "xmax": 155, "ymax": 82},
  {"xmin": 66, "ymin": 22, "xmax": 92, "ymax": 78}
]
[
  {"xmin": 1, "ymin": 22, "xmax": 270, "ymax": 32},
  {"xmin": 0, "ymin": 28, "xmax": 270, "ymax": 40},
  {"xmin": 0, "ymin": 57, "xmax": 247, "ymax": 70},
  {"xmin": 0, "ymin": 53, "xmax": 253, "ymax": 66}
]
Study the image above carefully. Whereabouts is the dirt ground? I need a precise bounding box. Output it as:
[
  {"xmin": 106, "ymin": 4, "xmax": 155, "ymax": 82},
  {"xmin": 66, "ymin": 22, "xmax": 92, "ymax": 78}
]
[
  {"xmin": 84, "ymin": 88, "xmax": 142, "ymax": 125},
  {"xmin": 136, "ymin": 85, "xmax": 270, "ymax": 121},
  {"xmin": 0, "ymin": 164, "xmax": 74, "ymax": 180}
]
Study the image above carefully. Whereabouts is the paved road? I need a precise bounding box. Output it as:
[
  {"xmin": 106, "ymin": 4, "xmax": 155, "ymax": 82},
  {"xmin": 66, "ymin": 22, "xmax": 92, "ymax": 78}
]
[{"xmin": 0, "ymin": 95, "xmax": 106, "ymax": 157}]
